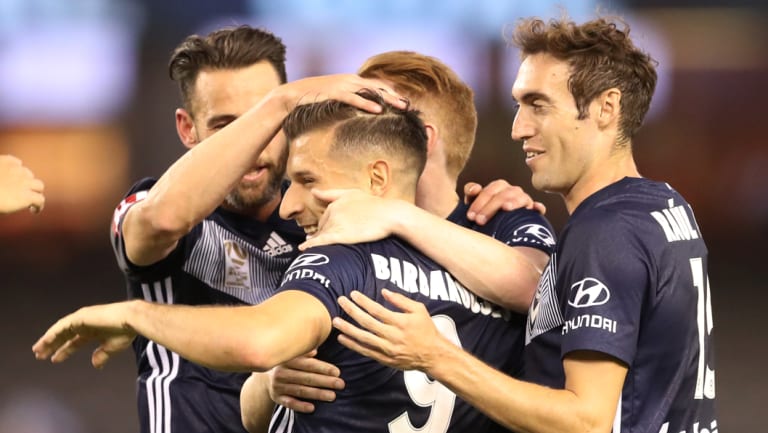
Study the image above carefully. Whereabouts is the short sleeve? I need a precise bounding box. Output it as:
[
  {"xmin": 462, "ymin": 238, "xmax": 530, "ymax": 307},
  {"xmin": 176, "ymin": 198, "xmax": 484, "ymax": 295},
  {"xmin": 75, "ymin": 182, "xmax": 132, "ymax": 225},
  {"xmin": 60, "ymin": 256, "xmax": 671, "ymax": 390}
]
[
  {"xmin": 110, "ymin": 178, "xmax": 154, "ymax": 273},
  {"xmin": 491, "ymin": 209, "xmax": 556, "ymax": 256},
  {"xmin": 558, "ymin": 211, "xmax": 649, "ymax": 365}
]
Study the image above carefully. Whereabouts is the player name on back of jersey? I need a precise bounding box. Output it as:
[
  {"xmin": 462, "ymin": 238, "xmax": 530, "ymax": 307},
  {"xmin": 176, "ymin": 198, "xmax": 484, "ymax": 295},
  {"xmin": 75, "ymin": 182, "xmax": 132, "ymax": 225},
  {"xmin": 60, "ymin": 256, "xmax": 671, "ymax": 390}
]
[
  {"xmin": 371, "ymin": 253, "xmax": 512, "ymax": 321},
  {"xmin": 650, "ymin": 200, "xmax": 699, "ymax": 243}
]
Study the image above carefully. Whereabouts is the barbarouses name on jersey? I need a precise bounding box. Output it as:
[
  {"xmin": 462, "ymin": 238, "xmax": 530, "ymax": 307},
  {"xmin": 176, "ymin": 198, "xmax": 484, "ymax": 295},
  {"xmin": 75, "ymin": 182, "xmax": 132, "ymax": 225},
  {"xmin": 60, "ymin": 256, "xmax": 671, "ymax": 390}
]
[{"xmin": 371, "ymin": 253, "xmax": 512, "ymax": 321}]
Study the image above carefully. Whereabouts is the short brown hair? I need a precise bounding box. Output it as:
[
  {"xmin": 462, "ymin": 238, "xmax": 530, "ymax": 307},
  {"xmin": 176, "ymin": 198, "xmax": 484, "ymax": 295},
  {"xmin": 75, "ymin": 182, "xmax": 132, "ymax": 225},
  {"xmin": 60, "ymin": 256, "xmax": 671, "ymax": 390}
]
[
  {"xmin": 283, "ymin": 89, "xmax": 428, "ymax": 186},
  {"xmin": 510, "ymin": 17, "xmax": 657, "ymax": 143},
  {"xmin": 169, "ymin": 25, "xmax": 287, "ymax": 115},
  {"xmin": 358, "ymin": 51, "xmax": 477, "ymax": 178}
]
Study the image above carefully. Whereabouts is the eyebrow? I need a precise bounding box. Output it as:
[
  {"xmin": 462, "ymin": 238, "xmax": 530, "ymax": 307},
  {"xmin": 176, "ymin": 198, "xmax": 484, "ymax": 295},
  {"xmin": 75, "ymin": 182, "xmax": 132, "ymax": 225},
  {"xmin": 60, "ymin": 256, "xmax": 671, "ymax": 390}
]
[
  {"xmin": 205, "ymin": 114, "xmax": 237, "ymax": 128},
  {"xmin": 514, "ymin": 91, "xmax": 553, "ymax": 105},
  {"xmin": 289, "ymin": 169, "xmax": 316, "ymax": 179}
]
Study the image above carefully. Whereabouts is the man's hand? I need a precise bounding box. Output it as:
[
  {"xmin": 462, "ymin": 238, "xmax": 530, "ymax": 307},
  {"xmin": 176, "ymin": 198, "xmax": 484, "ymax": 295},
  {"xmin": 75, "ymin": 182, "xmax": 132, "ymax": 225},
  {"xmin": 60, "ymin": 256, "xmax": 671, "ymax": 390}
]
[
  {"xmin": 267, "ymin": 350, "xmax": 345, "ymax": 413},
  {"xmin": 280, "ymin": 74, "xmax": 408, "ymax": 114},
  {"xmin": 299, "ymin": 189, "xmax": 401, "ymax": 251},
  {"xmin": 463, "ymin": 180, "xmax": 545, "ymax": 225},
  {"xmin": 332, "ymin": 290, "xmax": 449, "ymax": 372},
  {"xmin": 32, "ymin": 302, "xmax": 138, "ymax": 369},
  {"xmin": 0, "ymin": 154, "xmax": 45, "ymax": 215}
]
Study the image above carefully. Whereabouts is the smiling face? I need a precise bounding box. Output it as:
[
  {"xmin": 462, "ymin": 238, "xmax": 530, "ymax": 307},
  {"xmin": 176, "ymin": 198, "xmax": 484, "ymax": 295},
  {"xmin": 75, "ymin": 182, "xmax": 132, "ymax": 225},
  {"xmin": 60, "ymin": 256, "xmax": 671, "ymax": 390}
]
[
  {"xmin": 183, "ymin": 61, "xmax": 288, "ymax": 213},
  {"xmin": 511, "ymin": 53, "xmax": 605, "ymax": 207},
  {"xmin": 279, "ymin": 127, "xmax": 370, "ymax": 236}
]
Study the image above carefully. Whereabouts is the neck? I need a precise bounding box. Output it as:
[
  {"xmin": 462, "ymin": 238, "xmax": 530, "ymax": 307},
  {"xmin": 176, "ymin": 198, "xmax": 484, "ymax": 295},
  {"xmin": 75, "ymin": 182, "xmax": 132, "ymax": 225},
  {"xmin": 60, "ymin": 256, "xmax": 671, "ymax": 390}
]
[
  {"xmin": 415, "ymin": 166, "xmax": 460, "ymax": 219},
  {"xmin": 563, "ymin": 149, "xmax": 640, "ymax": 214}
]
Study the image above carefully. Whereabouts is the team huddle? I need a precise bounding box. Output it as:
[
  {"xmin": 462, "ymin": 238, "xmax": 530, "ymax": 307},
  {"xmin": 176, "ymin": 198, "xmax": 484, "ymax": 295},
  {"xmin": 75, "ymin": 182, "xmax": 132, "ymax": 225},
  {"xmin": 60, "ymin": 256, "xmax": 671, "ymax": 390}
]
[{"xmin": 30, "ymin": 15, "xmax": 718, "ymax": 433}]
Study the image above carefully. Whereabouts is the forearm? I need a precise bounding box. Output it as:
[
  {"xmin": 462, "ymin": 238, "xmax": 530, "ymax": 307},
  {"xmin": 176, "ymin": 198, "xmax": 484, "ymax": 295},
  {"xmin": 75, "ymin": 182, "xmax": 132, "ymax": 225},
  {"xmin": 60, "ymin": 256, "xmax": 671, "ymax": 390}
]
[
  {"xmin": 427, "ymin": 341, "xmax": 601, "ymax": 433},
  {"xmin": 241, "ymin": 373, "xmax": 275, "ymax": 433},
  {"xmin": 125, "ymin": 291, "xmax": 330, "ymax": 372},
  {"xmin": 139, "ymin": 95, "xmax": 290, "ymax": 232},
  {"xmin": 125, "ymin": 300, "xmax": 281, "ymax": 372},
  {"xmin": 392, "ymin": 203, "xmax": 541, "ymax": 312}
]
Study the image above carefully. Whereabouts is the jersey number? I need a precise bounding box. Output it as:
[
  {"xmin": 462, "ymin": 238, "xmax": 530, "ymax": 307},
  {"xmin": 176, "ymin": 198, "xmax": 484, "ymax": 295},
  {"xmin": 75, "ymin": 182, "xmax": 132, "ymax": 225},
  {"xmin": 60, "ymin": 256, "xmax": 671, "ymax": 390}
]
[
  {"xmin": 690, "ymin": 257, "xmax": 716, "ymax": 399},
  {"xmin": 388, "ymin": 315, "xmax": 460, "ymax": 433}
]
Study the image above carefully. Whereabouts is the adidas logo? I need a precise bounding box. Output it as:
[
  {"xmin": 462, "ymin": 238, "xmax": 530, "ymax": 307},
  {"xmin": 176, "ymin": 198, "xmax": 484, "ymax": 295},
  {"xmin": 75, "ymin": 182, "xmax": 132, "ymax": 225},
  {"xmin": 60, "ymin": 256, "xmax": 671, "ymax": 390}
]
[{"xmin": 263, "ymin": 232, "xmax": 294, "ymax": 257}]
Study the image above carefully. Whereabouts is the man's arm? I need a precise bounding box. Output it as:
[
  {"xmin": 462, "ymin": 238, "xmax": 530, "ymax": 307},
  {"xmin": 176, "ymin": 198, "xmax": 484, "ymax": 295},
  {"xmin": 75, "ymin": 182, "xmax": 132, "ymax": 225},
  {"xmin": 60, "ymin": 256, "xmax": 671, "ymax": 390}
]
[
  {"xmin": 302, "ymin": 190, "xmax": 548, "ymax": 312},
  {"xmin": 124, "ymin": 75, "xmax": 406, "ymax": 265},
  {"xmin": 241, "ymin": 372, "xmax": 274, "ymax": 433},
  {"xmin": 32, "ymin": 290, "xmax": 332, "ymax": 372},
  {"xmin": 333, "ymin": 289, "xmax": 626, "ymax": 433},
  {"xmin": 378, "ymin": 202, "xmax": 547, "ymax": 312}
]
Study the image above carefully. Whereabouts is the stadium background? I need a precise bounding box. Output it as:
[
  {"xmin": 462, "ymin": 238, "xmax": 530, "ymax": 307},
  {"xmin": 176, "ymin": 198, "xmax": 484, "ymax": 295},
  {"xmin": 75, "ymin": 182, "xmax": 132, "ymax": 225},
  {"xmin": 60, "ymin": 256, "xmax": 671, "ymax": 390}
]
[{"xmin": 0, "ymin": 0, "xmax": 764, "ymax": 431}]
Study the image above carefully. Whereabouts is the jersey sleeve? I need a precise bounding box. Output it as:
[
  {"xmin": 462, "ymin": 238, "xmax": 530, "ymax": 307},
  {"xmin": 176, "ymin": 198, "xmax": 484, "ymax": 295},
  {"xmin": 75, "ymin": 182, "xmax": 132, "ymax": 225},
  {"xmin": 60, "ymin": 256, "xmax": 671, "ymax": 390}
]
[
  {"xmin": 276, "ymin": 245, "xmax": 367, "ymax": 318},
  {"xmin": 110, "ymin": 178, "xmax": 155, "ymax": 272},
  {"xmin": 558, "ymin": 210, "xmax": 649, "ymax": 365},
  {"xmin": 110, "ymin": 177, "xmax": 190, "ymax": 278},
  {"xmin": 492, "ymin": 208, "xmax": 557, "ymax": 256}
]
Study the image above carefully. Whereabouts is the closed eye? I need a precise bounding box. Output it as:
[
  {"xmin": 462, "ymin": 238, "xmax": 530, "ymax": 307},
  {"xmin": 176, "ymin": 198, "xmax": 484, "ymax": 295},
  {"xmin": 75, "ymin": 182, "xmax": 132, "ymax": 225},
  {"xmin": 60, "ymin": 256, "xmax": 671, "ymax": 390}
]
[
  {"xmin": 206, "ymin": 114, "xmax": 237, "ymax": 131},
  {"xmin": 296, "ymin": 175, "xmax": 316, "ymax": 186}
]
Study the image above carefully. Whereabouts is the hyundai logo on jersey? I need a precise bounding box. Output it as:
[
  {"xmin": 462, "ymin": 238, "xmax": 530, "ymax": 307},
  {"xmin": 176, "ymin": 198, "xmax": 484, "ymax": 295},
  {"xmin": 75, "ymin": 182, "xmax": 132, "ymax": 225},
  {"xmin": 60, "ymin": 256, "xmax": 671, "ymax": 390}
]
[{"xmin": 567, "ymin": 277, "xmax": 611, "ymax": 308}]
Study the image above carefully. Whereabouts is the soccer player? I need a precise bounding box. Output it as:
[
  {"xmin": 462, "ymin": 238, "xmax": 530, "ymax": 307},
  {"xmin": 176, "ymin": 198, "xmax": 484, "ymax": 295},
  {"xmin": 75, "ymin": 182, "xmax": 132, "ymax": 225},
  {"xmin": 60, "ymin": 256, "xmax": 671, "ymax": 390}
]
[
  {"xmin": 243, "ymin": 51, "xmax": 555, "ymax": 428},
  {"xmin": 330, "ymin": 17, "xmax": 719, "ymax": 433},
  {"xmin": 109, "ymin": 26, "xmax": 406, "ymax": 433},
  {"xmin": 0, "ymin": 154, "xmax": 45, "ymax": 214},
  {"xmin": 34, "ymin": 90, "xmax": 533, "ymax": 432}
]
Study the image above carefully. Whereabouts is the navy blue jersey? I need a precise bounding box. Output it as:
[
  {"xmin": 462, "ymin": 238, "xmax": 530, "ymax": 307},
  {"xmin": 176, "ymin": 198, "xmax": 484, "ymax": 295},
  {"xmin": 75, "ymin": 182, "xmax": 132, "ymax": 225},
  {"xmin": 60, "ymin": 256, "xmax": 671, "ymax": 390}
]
[
  {"xmin": 524, "ymin": 178, "xmax": 717, "ymax": 433},
  {"xmin": 111, "ymin": 177, "xmax": 304, "ymax": 433},
  {"xmin": 268, "ymin": 202, "xmax": 555, "ymax": 433}
]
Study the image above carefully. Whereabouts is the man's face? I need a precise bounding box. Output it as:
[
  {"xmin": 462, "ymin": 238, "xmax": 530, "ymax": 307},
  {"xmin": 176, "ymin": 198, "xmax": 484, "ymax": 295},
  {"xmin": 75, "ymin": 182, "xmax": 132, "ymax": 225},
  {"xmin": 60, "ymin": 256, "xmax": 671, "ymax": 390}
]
[
  {"xmin": 190, "ymin": 61, "xmax": 288, "ymax": 211},
  {"xmin": 511, "ymin": 53, "xmax": 600, "ymax": 197},
  {"xmin": 279, "ymin": 128, "xmax": 368, "ymax": 236}
]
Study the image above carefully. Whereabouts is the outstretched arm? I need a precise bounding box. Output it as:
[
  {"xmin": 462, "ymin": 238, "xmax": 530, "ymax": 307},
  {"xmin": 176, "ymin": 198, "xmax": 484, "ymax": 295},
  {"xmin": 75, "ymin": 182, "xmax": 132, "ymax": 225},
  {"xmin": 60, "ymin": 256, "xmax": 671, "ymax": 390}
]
[
  {"xmin": 0, "ymin": 154, "xmax": 45, "ymax": 214},
  {"xmin": 123, "ymin": 75, "xmax": 406, "ymax": 266},
  {"xmin": 32, "ymin": 290, "xmax": 332, "ymax": 372},
  {"xmin": 301, "ymin": 189, "xmax": 547, "ymax": 312},
  {"xmin": 333, "ymin": 289, "xmax": 627, "ymax": 433}
]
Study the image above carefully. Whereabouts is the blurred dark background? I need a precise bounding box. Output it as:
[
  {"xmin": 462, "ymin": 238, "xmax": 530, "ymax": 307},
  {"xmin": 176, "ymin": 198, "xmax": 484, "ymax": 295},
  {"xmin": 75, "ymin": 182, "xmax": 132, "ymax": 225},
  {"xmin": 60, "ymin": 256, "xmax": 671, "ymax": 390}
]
[{"xmin": 1, "ymin": 1, "xmax": 765, "ymax": 432}]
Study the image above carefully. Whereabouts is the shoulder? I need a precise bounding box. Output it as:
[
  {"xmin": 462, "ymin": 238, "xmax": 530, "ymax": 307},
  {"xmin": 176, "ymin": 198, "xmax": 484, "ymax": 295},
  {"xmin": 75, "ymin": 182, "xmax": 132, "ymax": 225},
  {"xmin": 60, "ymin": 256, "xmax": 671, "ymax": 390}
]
[
  {"xmin": 126, "ymin": 177, "xmax": 158, "ymax": 197},
  {"xmin": 567, "ymin": 179, "xmax": 686, "ymax": 254},
  {"xmin": 286, "ymin": 243, "xmax": 368, "ymax": 273}
]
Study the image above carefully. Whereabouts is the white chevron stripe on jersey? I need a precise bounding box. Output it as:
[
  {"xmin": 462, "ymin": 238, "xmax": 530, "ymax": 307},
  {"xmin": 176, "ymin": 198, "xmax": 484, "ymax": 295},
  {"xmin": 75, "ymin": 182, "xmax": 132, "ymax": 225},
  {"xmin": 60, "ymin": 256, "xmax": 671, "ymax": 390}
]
[
  {"xmin": 145, "ymin": 342, "xmax": 160, "ymax": 433},
  {"xmin": 141, "ymin": 278, "xmax": 180, "ymax": 432},
  {"xmin": 526, "ymin": 253, "xmax": 563, "ymax": 344},
  {"xmin": 269, "ymin": 405, "xmax": 295, "ymax": 433},
  {"xmin": 183, "ymin": 220, "xmax": 296, "ymax": 305}
]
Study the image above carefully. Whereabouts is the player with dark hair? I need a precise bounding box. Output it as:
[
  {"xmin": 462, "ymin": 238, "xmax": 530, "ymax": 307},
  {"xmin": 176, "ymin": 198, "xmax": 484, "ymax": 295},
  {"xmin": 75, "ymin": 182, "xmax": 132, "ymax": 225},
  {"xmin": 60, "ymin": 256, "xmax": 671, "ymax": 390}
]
[
  {"xmin": 330, "ymin": 17, "xmax": 719, "ymax": 433},
  {"xmin": 245, "ymin": 51, "xmax": 555, "ymax": 431},
  {"xmin": 109, "ymin": 25, "xmax": 405, "ymax": 433},
  {"xmin": 35, "ymin": 90, "xmax": 529, "ymax": 433}
]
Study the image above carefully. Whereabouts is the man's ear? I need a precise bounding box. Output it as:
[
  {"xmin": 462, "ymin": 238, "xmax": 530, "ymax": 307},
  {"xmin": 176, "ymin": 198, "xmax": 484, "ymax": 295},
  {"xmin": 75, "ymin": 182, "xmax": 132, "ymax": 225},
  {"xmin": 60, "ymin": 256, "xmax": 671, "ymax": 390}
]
[
  {"xmin": 424, "ymin": 124, "xmax": 438, "ymax": 156},
  {"xmin": 175, "ymin": 108, "xmax": 198, "ymax": 149},
  {"xmin": 594, "ymin": 88, "xmax": 622, "ymax": 130},
  {"xmin": 368, "ymin": 160, "xmax": 391, "ymax": 196}
]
